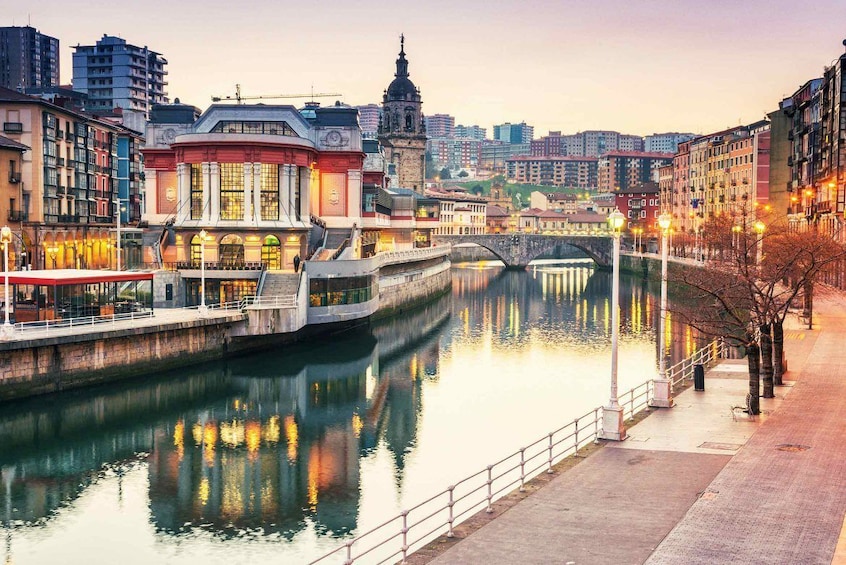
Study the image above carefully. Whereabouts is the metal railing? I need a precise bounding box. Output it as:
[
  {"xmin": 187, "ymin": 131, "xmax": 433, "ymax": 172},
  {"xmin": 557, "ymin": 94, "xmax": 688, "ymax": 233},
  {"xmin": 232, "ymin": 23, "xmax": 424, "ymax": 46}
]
[
  {"xmin": 309, "ymin": 339, "xmax": 726, "ymax": 565},
  {"xmin": 12, "ymin": 310, "xmax": 155, "ymax": 334},
  {"xmin": 666, "ymin": 338, "xmax": 727, "ymax": 389}
]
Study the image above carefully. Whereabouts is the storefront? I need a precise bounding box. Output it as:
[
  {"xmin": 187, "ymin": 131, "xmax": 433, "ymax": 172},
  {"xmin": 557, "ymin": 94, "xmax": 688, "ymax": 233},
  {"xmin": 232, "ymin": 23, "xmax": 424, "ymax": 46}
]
[{"xmin": 3, "ymin": 270, "xmax": 154, "ymax": 323}]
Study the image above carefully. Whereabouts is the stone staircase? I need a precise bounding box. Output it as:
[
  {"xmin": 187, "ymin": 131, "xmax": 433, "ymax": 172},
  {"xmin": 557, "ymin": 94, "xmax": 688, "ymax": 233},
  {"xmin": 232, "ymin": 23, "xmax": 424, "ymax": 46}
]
[{"xmin": 260, "ymin": 272, "xmax": 301, "ymax": 298}]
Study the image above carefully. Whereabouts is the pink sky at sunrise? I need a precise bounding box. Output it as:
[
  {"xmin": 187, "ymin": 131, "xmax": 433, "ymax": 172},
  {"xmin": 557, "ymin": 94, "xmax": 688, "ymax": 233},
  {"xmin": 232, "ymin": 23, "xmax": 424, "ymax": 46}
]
[{"xmin": 7, "ymin": 0, "xmax": 846, "ymax": 137}]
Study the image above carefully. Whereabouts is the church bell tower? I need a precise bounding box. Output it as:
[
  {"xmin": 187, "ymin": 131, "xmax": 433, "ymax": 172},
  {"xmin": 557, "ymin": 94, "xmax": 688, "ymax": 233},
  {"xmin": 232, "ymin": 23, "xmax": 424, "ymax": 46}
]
[{"xmin": 378, "ymin": 35, "xmax": 427, "ymax": 193}]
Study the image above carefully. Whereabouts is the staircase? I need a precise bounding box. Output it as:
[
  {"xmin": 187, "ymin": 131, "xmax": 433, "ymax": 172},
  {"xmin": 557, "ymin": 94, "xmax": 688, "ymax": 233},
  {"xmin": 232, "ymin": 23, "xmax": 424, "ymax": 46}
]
[{"xmin": 260, "ymin": 272, "xmax": 301, "ymax": 298}]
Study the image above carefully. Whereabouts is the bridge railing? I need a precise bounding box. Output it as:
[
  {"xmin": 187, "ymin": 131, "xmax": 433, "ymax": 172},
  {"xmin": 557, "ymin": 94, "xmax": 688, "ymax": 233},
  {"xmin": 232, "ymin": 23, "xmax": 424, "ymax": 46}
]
[{"xmin": 308, "ymin": 338, "xmax": 727, "ymax": 565}]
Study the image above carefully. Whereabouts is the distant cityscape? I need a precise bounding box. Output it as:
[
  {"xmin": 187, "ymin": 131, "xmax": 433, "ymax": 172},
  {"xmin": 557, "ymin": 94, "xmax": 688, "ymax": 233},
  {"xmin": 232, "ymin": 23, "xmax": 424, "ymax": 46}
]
[{"xmin": 0, "ymin": 23, "xmax": 844, "ymax": 271}]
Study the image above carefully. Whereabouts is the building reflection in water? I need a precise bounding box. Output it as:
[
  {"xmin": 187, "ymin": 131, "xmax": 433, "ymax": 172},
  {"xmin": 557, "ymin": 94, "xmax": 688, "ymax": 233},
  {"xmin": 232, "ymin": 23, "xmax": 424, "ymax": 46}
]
[
  {"xmin": 0, "ymin": 260, "xmax": 708, "ymax": 563},
  {"xmin": 451, "ymin": 259, "xmax": 707, "ymax": 370},
  {"xmin": 0, "ymin": 293, "xmax": 450, "ymax": 552}
]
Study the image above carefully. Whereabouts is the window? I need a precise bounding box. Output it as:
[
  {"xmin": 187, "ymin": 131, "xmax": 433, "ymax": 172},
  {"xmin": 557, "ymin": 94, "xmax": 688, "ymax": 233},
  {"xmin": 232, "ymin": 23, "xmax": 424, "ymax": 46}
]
[
  {"xmin": 260, "ymin": 164, "xmax": 279, "ymax": 220},
  {"xmin": 219, "ymin": 163, "xmax": 244, "ymax": 220},
  {"xmin": 190, "ymin": 163, "xmax": 203, "ymax": 219}
]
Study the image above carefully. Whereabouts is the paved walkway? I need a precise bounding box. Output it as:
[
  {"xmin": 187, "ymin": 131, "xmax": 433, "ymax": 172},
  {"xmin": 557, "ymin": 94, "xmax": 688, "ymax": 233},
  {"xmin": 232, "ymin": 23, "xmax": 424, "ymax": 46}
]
[
  {"xmin": 425, "ymin": 296, "xmax": 846, "ymax": 564},
  {"xmin": 1, "ymin": 306, "xmax": 243, "ymax": 344}
]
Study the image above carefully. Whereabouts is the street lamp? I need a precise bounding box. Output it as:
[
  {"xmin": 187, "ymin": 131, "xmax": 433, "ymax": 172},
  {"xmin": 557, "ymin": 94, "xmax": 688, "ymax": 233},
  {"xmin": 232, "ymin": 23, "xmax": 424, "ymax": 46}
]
[
  {"xmin": 1, "ymin": 226, "xmax": 13, "ymax": 338},
  {"xmin": 198, "ymin": 229, "xmax": 208, "ymax": 317},
  {"xmin": 650, "ymin": 212, "xmax": 674, "ymax": 408},
  {"xmin": 115, "ymin": 198, "xmax": 123, "ymax": 271},
  {"xmin": 601, "ymin": 208, "xmax": 627, "ymax": 441},
  {"xmin": 754, "ymin": 220, "xmax": 765, "ymax": 266}
]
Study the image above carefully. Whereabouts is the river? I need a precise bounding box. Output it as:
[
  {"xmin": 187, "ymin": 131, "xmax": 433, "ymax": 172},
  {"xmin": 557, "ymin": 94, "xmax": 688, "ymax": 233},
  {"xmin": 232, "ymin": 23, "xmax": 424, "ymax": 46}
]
[{"xmin": 0, "ymin": 259, "xmax": 704, "ymax": 565}]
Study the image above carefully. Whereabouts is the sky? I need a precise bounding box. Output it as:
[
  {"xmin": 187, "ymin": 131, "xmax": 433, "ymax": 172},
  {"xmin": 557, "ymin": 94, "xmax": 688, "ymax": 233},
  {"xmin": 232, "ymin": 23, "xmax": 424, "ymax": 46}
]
[{"xmin": 8, "ymin": 0, "xmax": 846, "ymax": 137}]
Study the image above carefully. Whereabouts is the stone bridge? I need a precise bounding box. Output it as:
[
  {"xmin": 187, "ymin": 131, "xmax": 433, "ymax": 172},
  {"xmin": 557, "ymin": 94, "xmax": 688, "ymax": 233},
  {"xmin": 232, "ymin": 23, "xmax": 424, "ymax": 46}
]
[{"xmin": 433, "ymin": 234, "xmax": 615, "ymax": 269}]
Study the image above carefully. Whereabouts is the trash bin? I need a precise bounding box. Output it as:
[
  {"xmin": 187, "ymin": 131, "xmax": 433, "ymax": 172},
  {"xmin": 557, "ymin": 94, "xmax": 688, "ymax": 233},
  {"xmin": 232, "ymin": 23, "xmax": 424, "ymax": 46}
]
[{"xmin": 693, "ymin": 364, "xmax": 705, "ymax": 391}]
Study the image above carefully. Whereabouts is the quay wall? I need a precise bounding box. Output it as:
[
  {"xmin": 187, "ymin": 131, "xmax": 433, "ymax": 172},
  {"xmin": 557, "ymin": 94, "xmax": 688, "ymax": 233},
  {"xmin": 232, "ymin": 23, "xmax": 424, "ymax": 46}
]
[
  {"xmin": 0, "ymin": 250, "xmax": 452, "ymax": 402},
  {"xmin": 0, "ymin": 315, "xmax": 244, "ymax": 402}
]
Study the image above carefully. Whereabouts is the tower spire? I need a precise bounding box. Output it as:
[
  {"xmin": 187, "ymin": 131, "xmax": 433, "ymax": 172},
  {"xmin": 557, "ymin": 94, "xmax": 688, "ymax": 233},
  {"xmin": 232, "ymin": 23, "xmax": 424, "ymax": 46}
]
[{"xmin": 395, "ymin": 34, "xmax": 408, "ymax": 78}]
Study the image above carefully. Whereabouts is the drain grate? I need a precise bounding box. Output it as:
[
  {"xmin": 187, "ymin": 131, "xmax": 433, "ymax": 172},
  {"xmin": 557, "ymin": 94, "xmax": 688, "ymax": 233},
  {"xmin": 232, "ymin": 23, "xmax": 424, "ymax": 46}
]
[
  {"xmin": 776, "ymin": 444, "xmax": 811, "ymax": 452},
  {"xmin": 699, "ymin": 442, "xmax": 742, "ymax": 451}
]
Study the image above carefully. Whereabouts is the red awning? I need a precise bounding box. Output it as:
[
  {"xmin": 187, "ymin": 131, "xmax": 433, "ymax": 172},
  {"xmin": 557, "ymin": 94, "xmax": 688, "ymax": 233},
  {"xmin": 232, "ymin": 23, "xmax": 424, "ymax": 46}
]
[{"xmin": 6, "ymin": 269, "xmax": 154, "ymax": 286}]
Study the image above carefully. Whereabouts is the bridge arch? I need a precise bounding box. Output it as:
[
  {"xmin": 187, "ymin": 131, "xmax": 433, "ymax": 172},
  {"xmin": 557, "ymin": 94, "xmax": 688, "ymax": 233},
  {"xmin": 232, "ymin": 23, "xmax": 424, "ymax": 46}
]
[{"xmin": 433, "ymin": 234, "xmax": 614, "ymax": 270}]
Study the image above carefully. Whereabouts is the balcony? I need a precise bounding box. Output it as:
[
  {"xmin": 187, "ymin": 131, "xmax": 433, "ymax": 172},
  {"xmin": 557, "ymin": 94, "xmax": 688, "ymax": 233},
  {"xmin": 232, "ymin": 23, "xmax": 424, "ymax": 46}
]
[
  {"xmin": 9, "ymin": 172, "xmax": 20, "ymax": 184},
  {"xmin": 57, "ymin": 214, "xmax": 80, "ymax": 223},
  {"xmin": 3, "ymin": 122, "xmax": 23, "ymax": 133},
  {"xmin": 7, "ymin": 210, "xmax": 27, "ymax": 222}
]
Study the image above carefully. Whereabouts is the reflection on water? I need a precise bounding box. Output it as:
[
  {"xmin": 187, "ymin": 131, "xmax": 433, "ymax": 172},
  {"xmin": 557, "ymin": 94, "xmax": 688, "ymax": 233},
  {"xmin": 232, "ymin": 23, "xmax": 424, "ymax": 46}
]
[{"xmin": 0, "ymin": 260, "xmax": 703, "ymax": 564}]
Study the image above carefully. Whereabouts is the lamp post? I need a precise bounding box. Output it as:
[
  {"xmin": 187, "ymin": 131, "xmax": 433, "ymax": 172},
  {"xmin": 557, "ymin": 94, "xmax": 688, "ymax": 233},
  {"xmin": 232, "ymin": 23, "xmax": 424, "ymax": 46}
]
[
  {"xmin": 115, "ymin": 198, "xmax": 122, "ymax": 271},
  {"xmin": 198, "ymin": 229, "xmax": 208, "ymax": 317},
  {"xmin": 754, "ymin": 220, "xmax": 765, "ymax": 266},
  {"xmin": 601, "ymin": 208, "xmax": 627, "ymax": 441},
  {"xmin": 650, "ymin": 213, "xmax": 674, "ymax": 408},
  {"xmin": 1, "ymin": 226, "xmax": 12, "ymax": 338}
]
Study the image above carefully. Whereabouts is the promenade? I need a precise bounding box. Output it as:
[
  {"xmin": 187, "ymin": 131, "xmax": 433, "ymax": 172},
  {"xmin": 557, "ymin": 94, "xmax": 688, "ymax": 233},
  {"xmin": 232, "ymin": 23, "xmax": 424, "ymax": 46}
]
[{"xmin": 420, "ymin": 295, "xmax": 846, "ymax": 564}]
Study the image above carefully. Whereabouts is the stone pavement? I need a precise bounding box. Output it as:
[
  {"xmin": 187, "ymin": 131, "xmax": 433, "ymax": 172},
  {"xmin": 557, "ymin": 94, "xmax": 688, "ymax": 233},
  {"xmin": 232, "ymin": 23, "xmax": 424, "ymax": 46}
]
[{"xmin": 425, "ymin": 296, "xmax": 846, "ymax": 564}]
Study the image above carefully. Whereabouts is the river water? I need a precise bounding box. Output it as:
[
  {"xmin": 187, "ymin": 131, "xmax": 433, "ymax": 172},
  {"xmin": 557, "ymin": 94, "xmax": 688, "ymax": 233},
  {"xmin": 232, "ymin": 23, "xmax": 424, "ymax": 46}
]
[{"xmin": 0, "ymin": 260, "xmax": 704, "ymax": 565}]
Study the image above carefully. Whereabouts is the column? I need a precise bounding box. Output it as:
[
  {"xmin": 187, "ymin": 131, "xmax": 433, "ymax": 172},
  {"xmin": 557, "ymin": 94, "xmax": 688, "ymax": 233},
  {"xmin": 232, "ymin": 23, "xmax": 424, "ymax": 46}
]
[
  {"xmin": 347, "ymin": 169, "xmax": 362, "ymax": 224},
  {"xmin": 243, "ymin": 164, "xmax": 253, "ymax": 222},
  {"xmin": 209, "ymin": 163, "xmax": 220, "ymax": 222},
  {"xmin": 201, "ymin": 162, "xmax": 211, "ymax": 222},
  {"xmin": 253, "ymin": 163, "xmax": 262, "ymax": 223},
  {"xmin": 280, "ymin": 164, "xmax": 292, "ymax": 221},
  {"xmin": 176, "ymin": 163, "xmax": 190, "ymax": 223}
]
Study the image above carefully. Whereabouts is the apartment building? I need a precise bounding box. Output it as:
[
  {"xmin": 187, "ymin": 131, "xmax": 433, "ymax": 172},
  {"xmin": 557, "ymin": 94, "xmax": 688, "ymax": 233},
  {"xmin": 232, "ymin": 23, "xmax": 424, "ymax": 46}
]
[
  {"xmin": 0, "ymin": 86, "xmax": 132, "ymax": 270},
  {"xmin": 0, "ymin": 26, "xmax": 59, "ymax": 90},
  {"xmin": 506, "ymin": 156, "xmax": 599, "ymax": 189},
  {"xmin": 597, "ymin": 151, "xmax": 673, "ymax": 193},
  {"xmin": 72, "ymin": 35, "xmax": 168, "ymax": 117}
]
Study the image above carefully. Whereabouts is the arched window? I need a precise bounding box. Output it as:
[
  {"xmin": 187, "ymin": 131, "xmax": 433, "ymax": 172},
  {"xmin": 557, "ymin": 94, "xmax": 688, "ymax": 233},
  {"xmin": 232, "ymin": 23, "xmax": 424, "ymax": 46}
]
[
  {"xmin": 261, "ymin": 235, "xmax": 281, "ymax": 269},
  {"xmin": 190, "ymin": 234, "xmax": 204, "ymax": 267},
  {"xmin": 219, "ymin": 234, "xmax": 245, "ymax": 268},
  {"xmin": 405, "ymin": 113, "xmax": 413, "ymax": 131}
]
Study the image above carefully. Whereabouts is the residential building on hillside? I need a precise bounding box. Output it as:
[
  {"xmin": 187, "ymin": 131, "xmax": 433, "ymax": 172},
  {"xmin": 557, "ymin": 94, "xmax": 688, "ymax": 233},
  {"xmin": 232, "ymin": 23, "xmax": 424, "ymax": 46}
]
[
  {"xmin": 646, "ymin": 132, "xmax": 696, "ymax": 153},
  {"xmin": 356, "ymin": 103, "xmax": 381, "ymax": 139},
  {"xmin": 0, "ymin": 26, "xmax": 59, "ymax": 90},
  {"xmin": 427, "ymin": 136, "xmax": 480, "ymax": 171},
  {"xmin": 479, "ymin": 141, "xmax": 530, "ymax": 172},
  {"xmin": 0, "ymin": 86, "xmax": 136, "ymax": 270},
  {"xmin": 425, "ymin": 114, "xmax": 454, "ymax": 138},
  {"xmin": 506, "ymin": 155, "xmax": 598, "ymax": 189},
  {"xmin": 531, "ymin": 130, "xmax": 646, "ymax": 157},
  {"xmin": 377, "ymin": 37, "xmax": 427, "ymax": 193},
  {"xmin": 619, "ymin": 134, "xmax": 645, "ymax": 152},
  {"xmin": 454, "ymin": 124, "xmax": 486, "ymax": 140},
  {"xmin": 529, "ymin": 190, "xmax": 578, "ymax": 213},
  {"xmin": 72, "ymin": 35, "xmax": 168, "ymax": 118},
  {"xmin": 614, "ymin": 183, "xmax": 660, "ymax": 232},
  {"xmin": 531, "ymin": 131, "xmax": 563, "ymax": 157},
  {"xmin": 493, "ymin": 122, "xmax": 533, "ymax": 144},
  {"xmin": 598, "ymin": 151, "xmax": 672, "ymax": 192}
]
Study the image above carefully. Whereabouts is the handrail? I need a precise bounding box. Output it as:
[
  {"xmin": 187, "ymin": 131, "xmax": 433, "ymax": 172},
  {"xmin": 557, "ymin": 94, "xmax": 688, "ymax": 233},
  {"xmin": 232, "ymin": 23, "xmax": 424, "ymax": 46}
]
[
  {"xmin": 666, "ymin": 338, "xmax": 727, "ymax": 389},
  {"xmin": 308, "ymin": 338, "xmax": 726, "ymax": 565},
  {"xmin": 12, "ymin": 310, "xmax": 155, "ymax": 334}
]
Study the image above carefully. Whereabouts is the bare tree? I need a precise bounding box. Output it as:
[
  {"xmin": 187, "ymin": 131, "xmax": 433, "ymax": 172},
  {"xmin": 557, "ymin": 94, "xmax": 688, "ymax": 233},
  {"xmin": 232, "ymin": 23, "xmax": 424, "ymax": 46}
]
[{"xmin": 670, "ymin": 210, "xmax": 846, "ymax": 414}]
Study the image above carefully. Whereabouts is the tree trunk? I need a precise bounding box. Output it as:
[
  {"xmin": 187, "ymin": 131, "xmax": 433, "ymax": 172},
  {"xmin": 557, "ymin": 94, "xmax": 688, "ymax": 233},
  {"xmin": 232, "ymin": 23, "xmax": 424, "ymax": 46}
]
[
  {"xmin": 747, "ymin": 339, "xmax": 761, "ymax": 415},
  {"xmin": 760, "ymin": 324, "xmax": 774, "ymax": 398},
  {"xmin": 803, "ymin": 279, "xmax": 814, "ymax": 329},
  {"xmin": 772, "ymin": 321, "xmax": 784, "ymax": 386}
]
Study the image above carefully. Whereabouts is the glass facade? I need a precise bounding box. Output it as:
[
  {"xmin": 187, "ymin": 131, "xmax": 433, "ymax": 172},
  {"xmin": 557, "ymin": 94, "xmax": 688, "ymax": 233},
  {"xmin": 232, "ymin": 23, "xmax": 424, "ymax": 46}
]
[
  {"xmin": 219, "ymin": 163, "xmax": 244, "ymax": 220},
  {"xmin": 260, "ymin": 164, "xmax": 279, "ymax": 220},
  {"xmin": 190, "ymin": 163, "xmax": 203, "ymax": 219},
  {"xmin": 309, "ymin": 276, "xmax": 377, "ymax": 307}
]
